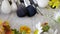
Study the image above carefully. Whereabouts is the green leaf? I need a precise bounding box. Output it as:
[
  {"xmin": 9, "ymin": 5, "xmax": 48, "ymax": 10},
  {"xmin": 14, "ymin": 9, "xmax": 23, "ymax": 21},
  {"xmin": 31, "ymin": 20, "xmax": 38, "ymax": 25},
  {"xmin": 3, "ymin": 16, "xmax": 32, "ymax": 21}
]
[
  {"xmin": 22, "ymin": 31, "xmax": 26, "ymax": 34},
  {"xmin": 42, "ymin": 25, "xmax": 50, "ymax": 32},
  {"xmin": 12, "ymin": 29, "xmax": 20, "ymax": 34}
]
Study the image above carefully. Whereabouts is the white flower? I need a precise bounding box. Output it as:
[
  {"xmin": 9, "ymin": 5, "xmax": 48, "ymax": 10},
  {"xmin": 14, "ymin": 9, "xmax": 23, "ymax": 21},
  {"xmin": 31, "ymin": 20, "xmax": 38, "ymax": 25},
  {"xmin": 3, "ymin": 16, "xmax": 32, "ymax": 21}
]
[
  {"xmin": 54, "ymin": 12, "xmax": 60, "ymax": 20},
  {"xmin": 36, "ymin": 22, "xmax": 43, "ymax": 34},
  {"xmin": 54, "ymin": 11, "xmax": 60, "ymax": 23}
]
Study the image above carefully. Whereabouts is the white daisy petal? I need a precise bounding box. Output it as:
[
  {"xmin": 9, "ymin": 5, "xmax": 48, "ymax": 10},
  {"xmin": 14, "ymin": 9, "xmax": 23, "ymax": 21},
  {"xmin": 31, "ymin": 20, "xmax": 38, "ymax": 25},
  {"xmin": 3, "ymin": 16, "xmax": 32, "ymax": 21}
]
[
  {"xmin": 54, "ymin": 29, "xmax": 58, "ymax": 34},
  {"xmin": 35, "ymin": 22, "xmax": 43, "ymax": 34},
  {"xmin": 38, "ymin": 27, "xmax": 43, "ymax": 30},
  {"xmin": 38, "ymin": 30, "xmax": 43, "ymax": 34}
]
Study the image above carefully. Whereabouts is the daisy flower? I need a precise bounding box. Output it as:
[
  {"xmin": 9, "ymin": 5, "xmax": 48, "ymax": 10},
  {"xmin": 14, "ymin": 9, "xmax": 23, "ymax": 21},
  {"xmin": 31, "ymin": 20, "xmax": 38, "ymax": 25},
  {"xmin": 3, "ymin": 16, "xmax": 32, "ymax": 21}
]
[{"xmin": 34, "ymin": 22, "xmax": 43, "ymax": 34}]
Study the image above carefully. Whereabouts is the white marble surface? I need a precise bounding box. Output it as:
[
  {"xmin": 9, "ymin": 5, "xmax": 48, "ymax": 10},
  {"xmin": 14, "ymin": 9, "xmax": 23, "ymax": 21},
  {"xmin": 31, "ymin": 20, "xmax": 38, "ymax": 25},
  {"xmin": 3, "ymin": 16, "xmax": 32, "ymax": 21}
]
[{"xmin": 0, "ymin": 10, "xmax": 60, "ymax": 34}]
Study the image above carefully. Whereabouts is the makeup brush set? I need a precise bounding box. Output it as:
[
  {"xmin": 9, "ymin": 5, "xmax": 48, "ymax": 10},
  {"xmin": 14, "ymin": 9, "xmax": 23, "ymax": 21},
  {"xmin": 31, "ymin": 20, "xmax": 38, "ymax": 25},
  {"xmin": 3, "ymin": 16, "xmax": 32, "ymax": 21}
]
[
  {"xmin": 2, "ymin": 0, "xmax": 57, "ymax": 17},
  {"xmin": 1, "ymin": 0, "xmax": 38, "ymax": 17}
]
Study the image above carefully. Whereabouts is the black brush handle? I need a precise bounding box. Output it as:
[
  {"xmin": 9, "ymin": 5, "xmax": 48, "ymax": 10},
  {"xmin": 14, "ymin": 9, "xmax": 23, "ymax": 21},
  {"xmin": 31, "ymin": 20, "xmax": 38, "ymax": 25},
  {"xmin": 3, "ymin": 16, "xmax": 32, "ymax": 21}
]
[
  {"xmin": 29, "ymin": 0, "xmax": 34, "ymax": 5},
  {"xmin": 20, "ymin": 0, "xmax": 24, "ymax": 3},
  {"xmin": 29, "ymin": 0, "xmax": 44, "ymax": 15},
  {"xmin": 29, "ymin": 0, "xmax": 38, "ymax": 7}
]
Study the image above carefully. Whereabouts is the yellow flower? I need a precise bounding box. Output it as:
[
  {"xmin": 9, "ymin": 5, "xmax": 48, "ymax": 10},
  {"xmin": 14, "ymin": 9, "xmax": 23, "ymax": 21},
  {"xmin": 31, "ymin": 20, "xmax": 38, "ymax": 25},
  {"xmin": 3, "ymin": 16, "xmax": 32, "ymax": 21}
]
[
  {"xmin": 12, "ymin": 31, "xmax": 15, "ymax": 34},
  {"xmin": 0, "ymin": 20, "xmax": 5, "ymax": 34},
  {"xmin": 34, "ymin": 29, "xmax": 39, "ymax": 34},
  {"xmin": 49, "ymin": 0, "xmax": 60, "ymax": 8},
  {"xmin": 20, "ymin": 26, "xmax": 31, "ymax": 33},
  {"xmin": 4, "ymin": 21, "xmax": 9, "ymax": 25},
  {"xmin": 0, "ymin": 20, "xmax": 3, "ymax": 25}
]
